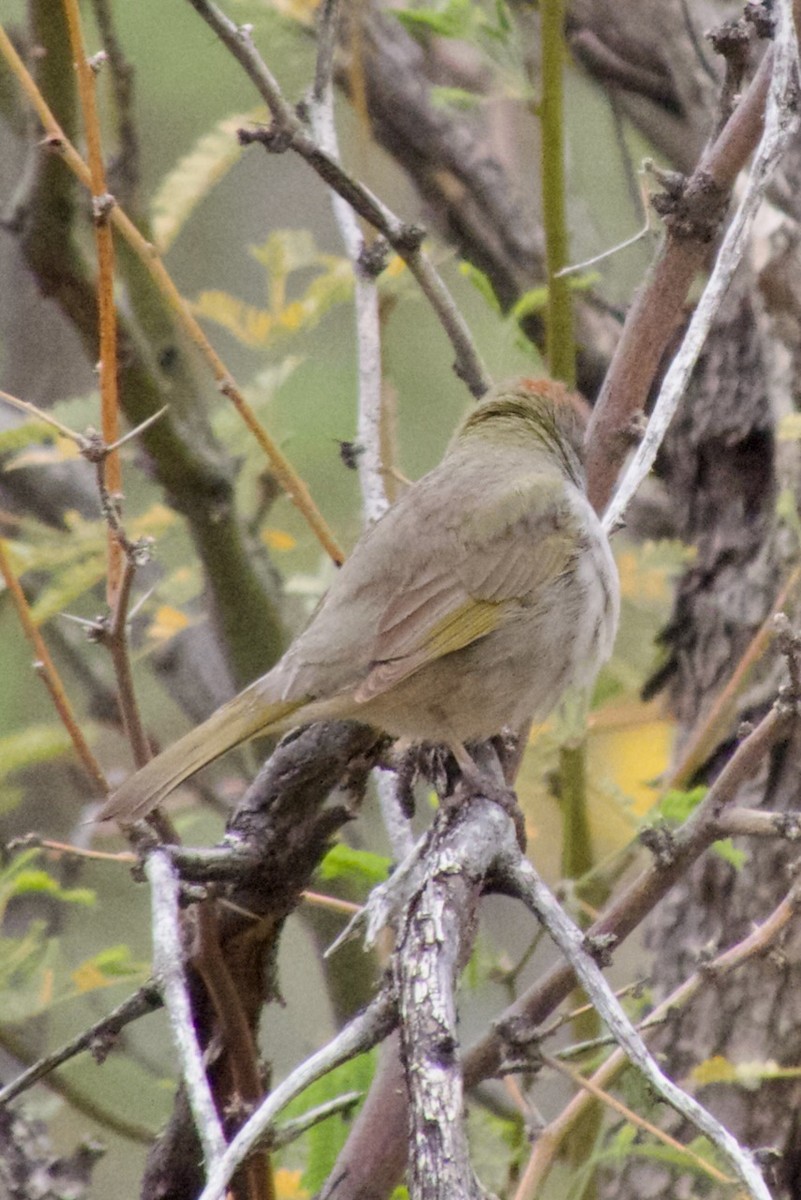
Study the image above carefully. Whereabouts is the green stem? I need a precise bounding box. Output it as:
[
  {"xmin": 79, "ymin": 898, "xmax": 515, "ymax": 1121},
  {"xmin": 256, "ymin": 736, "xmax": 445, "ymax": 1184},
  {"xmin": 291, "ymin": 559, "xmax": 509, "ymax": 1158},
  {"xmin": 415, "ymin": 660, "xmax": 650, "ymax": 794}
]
[
  {"xmin": 558, "ymin": 741, "xmax": 592, "ymax": 880},
  {"xmin": 539, "ymin": 0, "xmax": 575, "ymax": 385},
  {"xmin": 558, "ymin": 738, "xmax": 601, "ymax": 1187}
]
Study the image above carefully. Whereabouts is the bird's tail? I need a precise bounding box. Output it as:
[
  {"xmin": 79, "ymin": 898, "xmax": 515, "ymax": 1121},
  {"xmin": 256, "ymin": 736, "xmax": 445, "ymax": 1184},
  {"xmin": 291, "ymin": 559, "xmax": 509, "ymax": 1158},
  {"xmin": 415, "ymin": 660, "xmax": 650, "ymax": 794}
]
[{"xmin": 96, "ymin": 686, "xmax": 307, "ymax": 825}]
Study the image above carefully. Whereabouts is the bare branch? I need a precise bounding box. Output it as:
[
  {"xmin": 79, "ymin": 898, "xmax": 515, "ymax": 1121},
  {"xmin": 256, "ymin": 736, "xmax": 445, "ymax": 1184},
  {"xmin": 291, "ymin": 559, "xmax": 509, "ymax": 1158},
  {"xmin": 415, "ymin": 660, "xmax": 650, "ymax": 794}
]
[
  {"xmin": 0, "ymin": 985, "xmax": 161, "ymax": 1108},
  {"xmin": 185, "ymin": 0, "xmax": 490, "ymax": 397},
  {"xmin": 504, "ymin": 855, "xmax": 771, "ymax": 1200},
  {"xmin": 602, "ymin": 0, "xmax": 801, "ymax": 533},
  {"xmin": 145, "ymin": 851, "xmax": 227, "ymax": 1170},
  {"xmin": 198, "ymin": 990, "xmax": 396, "ymax": 1200}
]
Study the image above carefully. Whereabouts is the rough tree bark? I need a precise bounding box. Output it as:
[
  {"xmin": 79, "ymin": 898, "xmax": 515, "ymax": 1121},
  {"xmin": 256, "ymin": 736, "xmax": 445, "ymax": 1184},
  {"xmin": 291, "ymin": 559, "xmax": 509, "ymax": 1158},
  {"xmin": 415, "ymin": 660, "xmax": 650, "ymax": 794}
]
[{"xmin": 353, "ymin": 2, "xmax": 801, "ymax": 1196}]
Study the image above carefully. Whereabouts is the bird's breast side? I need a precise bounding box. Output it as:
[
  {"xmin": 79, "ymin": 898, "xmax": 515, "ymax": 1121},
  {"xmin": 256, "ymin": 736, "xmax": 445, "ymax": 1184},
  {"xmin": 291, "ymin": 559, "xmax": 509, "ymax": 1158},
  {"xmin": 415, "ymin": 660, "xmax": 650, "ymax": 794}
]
[{"xmin": 355, "ymin": 488, "xmax": 618, "ymax": 745}]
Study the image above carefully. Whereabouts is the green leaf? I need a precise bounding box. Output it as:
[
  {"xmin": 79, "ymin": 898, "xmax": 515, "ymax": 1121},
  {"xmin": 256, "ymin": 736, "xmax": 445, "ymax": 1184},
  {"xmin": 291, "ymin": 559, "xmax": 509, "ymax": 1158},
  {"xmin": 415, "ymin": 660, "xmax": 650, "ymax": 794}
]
[
  {"xmin": 657, "ymin": 786, "xmax": 707, "ymax": 824},
  {"xmin": 712, "ymin": 838, "xmax": 747, "ymax": 869},
  {"xmin": 281, "ymin": 1053, "xmax": 376, "ymax": 1193},
  {"xmin": 0, "ymin": 852, "xmax": 96, "ymax": 920},
  {"xmin": 458, "ymin": 262, "xmax": 501, "ymax": 312},
  {"xmin": 317, "ymin": 844, "xmax": 391, "ymax": 887},
  {"xmin": 394, "ymin": 0, "xmax": 473, "ymax": 40},
  {"xmin": 510, "ymin": 286, "xmax": 549, "ymax": 321},
  {"xmin": 10, "ymin": 870, "xmax": 95, "ymax": 906},
  {"xmin": 430, "ymin": 86, "xmax": 482, "ymax": 110},
  {"xmin": 0, "ymin": 419, "xmax": 55, "ymax": 456},
  {"xmin": 0, "ymin": 724, "xmax": 77, "ymax": 782},
  {"xmin": 72, "ymin": 944, "xmax": 147, "ymax": 991},
  {"xmin": 28, "ymin": 552, "xmax": 107, "ymax": 626}
]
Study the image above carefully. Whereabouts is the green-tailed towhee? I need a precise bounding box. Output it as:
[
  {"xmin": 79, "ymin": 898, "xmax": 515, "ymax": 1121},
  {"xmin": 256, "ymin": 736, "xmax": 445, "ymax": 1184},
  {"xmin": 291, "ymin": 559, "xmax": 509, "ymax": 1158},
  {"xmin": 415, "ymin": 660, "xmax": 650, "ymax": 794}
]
[{"xmin": 97, "ymin": 377, "xmax": 619, "ymax": 824}]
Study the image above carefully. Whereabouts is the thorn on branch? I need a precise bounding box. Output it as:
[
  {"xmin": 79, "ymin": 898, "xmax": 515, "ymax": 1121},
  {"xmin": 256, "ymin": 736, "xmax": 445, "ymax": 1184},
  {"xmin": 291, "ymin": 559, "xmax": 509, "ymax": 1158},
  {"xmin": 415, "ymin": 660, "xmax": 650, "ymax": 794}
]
[
  {"xmin": 394, "ymin": 223, "xmax": 426, "ymax": 253},
  {"xmin": 639, "ymin": 821, "xmax": 678, "ymax": 867},
  {"xmin": 582, "ymin": 931, "xmax": 618, "ymax": 966},
  {"xmin": 744, "ymin": 2, "xmax": 777, "ymax": 39},
  {"xmin": 706, "ymin": 19, "xmax": 751, "ymax": 74},
  {"xmin": 624, "ymin": 411, "xmax": 648, "ymax": 445},
  {"xmin": 493, "ymin": 1014, "xmax": 544, "ymax": 1073},
  {"xmin": 649, "ymin": 166, "xmax": 728, "ymax": 241},
  {"xmin": 773, "ymin": 612, "xmax": 801, "ymax": 704},
  {"xmin": 237, "ymin": 123, "xmax": 294, "ymax": 155},
  {"xmin": 88, "ymin": 50, "xmax": 108, "ymax": 75},
  {"xmin": 706, "ymin": 16, "xmax": 754, "ymax": 126},
  {"xmin": 358, "ymin": 236, "xmax": 391, "ymax": 279},
  {"xmin": 696, "ymin": 940, "xmax": 722, "ymax": 977},
  {"xmin": 773, "ymin": 812, "xmax": 801, "ymax": 841},
  {"xmin": 92, "ymin": 191, "xmax": 116, "ymax": 225}
]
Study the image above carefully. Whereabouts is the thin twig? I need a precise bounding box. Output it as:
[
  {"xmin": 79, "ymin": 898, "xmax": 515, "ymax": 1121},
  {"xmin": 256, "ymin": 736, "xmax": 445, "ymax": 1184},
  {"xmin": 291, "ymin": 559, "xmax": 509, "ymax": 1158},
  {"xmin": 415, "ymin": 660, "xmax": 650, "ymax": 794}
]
[
  {"xmin": 465, "ymin": 697, "xmax": 795, "ymax": 1086},
  {"xmin": 7, "ymin": 834, "xmax": 137, "ymax": 864},
  {"xmin": 0, "ymin": 985, "xmax": 161, "ymax": 1108},
  {"xmin": 306, "ymin": 0, "xmax": 387, "ymax": 527},
  {"xmin": 543, "ymin": 1056, "xmax": 731, "ymax": 1186},
  {"xmin": 0, "ymin": 19, "xmax": 344, "ymax": 566},
  {"xmin": 0, "ymin": 537, "xmax": 108, "ymax": 795},
  {"xmin": 517, "ymin": 872, "xmax": 801, "ymax": 1195},
  {"xmin": 146, "ymin": 851, "xmax": 227, "ymax": 1170},
  {"xmin": 197, "ymin": 990, "xmax": 396, "ymax": 1200},
  {"xmin": 0, "ymin": 387, "xmax": 84, "ymax": 443},
  {"xmin": 184, "ymin": 0, "xmax": 491, "ymax": 397},
  {"xmin": 269, "ymin": 1092, "xmax": 362, "ymax": 1150},
  {"xmin": 193, "ymin": 902, "xmax": 270, "ymax": 1200},
  {"xmin": 668, "ymin": 565, "xmax": 801, "ymax": 790},
  {"xmin": 506, "ymin": 856, "xmax": 772, "ymax": 1200},
  {"xmin": 538, "ymin": 0, "xmax": 575, "ymax": 383},
  {"xmin": 600, "ymin": 0, "xmax": 801, "ymax": 531},
  {"xmin": 89, "ymin": 0, "xmax": 141, "ymax": 210},
  {"xmin": 306, "ymin": 0, "xmax": 416, "ymax": 868},
  {"xmin": 63, "ymin": 0, "xmax": 123, "ymax": 606}
]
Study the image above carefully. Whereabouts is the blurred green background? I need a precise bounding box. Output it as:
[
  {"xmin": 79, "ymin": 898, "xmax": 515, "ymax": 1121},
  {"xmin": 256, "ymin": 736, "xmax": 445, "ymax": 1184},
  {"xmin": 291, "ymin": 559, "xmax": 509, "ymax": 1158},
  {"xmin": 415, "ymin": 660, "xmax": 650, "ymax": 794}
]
[{"xmin": 0, "ymin": 2, "xmax": 668, "ymax": 1195}]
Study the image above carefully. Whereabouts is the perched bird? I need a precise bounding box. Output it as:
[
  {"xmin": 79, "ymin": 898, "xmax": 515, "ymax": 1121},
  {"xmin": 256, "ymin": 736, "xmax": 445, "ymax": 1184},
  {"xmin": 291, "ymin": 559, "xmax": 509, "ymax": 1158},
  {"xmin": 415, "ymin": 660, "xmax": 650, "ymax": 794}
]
[{"xmin": 98, "ymin": 377, "xmax": 619, "ymax": 825}]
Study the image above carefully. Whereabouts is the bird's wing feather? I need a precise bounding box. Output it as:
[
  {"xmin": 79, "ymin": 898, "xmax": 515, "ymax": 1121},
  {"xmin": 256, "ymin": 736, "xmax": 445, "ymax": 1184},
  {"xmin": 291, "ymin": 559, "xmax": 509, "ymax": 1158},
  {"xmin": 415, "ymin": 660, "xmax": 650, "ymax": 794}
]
[{"xmin": 354, "ymin": 475, "xmax": 577, "ymax": 702}]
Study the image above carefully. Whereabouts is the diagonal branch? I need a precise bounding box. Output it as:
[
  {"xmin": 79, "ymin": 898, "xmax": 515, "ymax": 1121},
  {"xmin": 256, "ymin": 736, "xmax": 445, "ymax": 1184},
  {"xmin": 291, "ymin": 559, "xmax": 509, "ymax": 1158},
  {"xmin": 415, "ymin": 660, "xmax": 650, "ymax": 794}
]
[
  {"xmin": 184, "ymin": 0, "xmax": 490, "ymax": 398},
  {"xmin": 503, "ymin": 855, "xmax": 771, "ymax": 1200},
  {"xmin": 601, "ymin": 0, "xmax": 801, "ymax": 533}
]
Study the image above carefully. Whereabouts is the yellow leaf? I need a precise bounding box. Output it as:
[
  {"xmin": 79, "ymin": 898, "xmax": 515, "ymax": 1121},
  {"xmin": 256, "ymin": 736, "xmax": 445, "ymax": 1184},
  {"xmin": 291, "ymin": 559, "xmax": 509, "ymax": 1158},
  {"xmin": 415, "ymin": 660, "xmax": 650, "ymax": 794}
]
[
  {"xmin": 689, "ymin": 1055, "xmax": 738, "ymax": 1085},
  {"xmin": 148, "ymin": 605, "xmax": 192, "ymax": 642},
  {"xmin": 193, "ymin": 291, "xmax": 277, "ymax": 348},
  {"xmin": 274, "ymin": 1168, "xmax": 309, "ymax": 1199},
  {"xmin": 5, "ymin": 437, "xmax": 80, "ymax": 471},
  {"xmin": 261, "ymin": 528, "xmax": 296, "ymax": 551},
  {"xmin": 268, "ymin": 0, "xmax": 320, "ymax": 24},
  {"xmin": 279, "ymin": 300, "xmax": 306, "ymax": 332},
  {"xmin": 384, "ymin": 254, "xmax": 407, "ymax": 278},
  {"xmin": 689, "ymin": 1056, "xmax": 801, "ymax": 1089},
  {"xmin": 151, "ymin": 109, "xmax": 265, "ymax": 252},
  {"xmin": 72, "ymin": 960, "xmax": 111, "ymax": 994},
  {"xmin": 778, "ymin": 412, "xmax": 801, "ymax": 442},
  {"xmin": 38, "ymin": 967, "xmax": 54, "ymax": 1008},
  {"xmin": 588, "ymin": 701, "xmax": 673, "ymax": 818},
  {"xmin": 130, "ymin": 503, "xmax": 177, "ymax": 535}
]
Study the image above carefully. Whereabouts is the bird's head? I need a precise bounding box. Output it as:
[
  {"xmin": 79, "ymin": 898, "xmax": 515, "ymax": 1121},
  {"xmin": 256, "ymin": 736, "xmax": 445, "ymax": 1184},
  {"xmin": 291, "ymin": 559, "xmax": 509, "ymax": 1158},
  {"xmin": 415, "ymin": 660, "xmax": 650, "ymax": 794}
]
[{"xmin": 455, "ymin": 377, "xmax": 588, "ymax": 485}]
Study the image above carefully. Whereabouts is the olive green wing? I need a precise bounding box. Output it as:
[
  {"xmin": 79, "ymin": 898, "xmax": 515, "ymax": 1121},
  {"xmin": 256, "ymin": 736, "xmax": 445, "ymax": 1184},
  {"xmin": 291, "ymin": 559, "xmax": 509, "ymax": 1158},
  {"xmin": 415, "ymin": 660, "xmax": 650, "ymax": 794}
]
[{"xmin": 354, "ymin": 475, "xmax": 577, "ymax": 703}]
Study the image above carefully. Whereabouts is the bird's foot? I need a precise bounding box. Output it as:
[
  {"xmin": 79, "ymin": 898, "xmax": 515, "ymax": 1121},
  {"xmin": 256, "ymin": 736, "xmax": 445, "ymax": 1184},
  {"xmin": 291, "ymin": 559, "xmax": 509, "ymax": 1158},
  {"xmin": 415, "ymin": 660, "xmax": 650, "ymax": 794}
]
[
  {"xmin": 455, "ymin": 769, "xmax": 527, "ymax": 852},
  {"xmin": 442, "ymin": 743, "xmax": 524, "ymax": 851}
]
